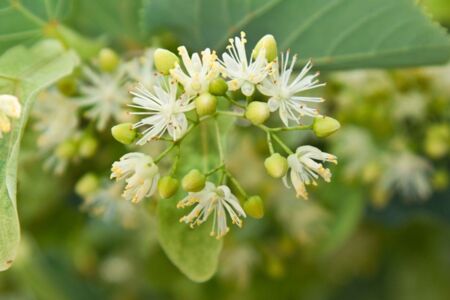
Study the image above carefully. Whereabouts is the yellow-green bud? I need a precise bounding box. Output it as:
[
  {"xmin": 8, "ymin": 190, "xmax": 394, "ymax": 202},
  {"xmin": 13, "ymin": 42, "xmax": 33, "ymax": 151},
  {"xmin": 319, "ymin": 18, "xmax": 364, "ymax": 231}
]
[
  {"xmin": 252, "ymin": 34, "xmax": 277, "ymax": 62},
  {"xmin": 432, "ymin": 170, "xmax": 448, "ymax": 190},
  {"xmin": 245, "ymin": 101, "xmax": 270, "ymax": 125},
  {"xmin": 56, "ymin": 140, "xmax": 78, "ymax": 159},
  {"xmin": 98, "ymin": 48, "xmax": 120, "ymax": 72},
  {"xmin": 244, "ymin": 195, "xmax": 264, "ymax": 219},
  {"xmin": 111, "ymin": 123, "xmax": 137, "ymax": 145},
  {"xmin": 424, "ymin": 124, "xmax": 449, "ymax": 159},
  {"xmin": 57, "ymin": 76, "xmax": 77, "ymax": 96},
  {"xmin": 209, "ymin": 77, "xmax": 228, "ymax": 96},
  {"xmin": 158, "ymin": 176, "xmax": 179, "ymax": 199},
  {"xmin": 312, "ymin": 116, "xmax": 341, "ymax": 138},
  {"xmin": 75, "ymin": 173, "xmax": 99, "ymax": 197},
  {"xmin": 154, "ymin": 48, "xmax": 179, "ymax": 75},
  {"xmin": 182, "ymin": 169, "xmax": 206, "ymax": 192},
  {"xmin": 195, "ymin": 93, "xmax": 217, "ymax": 116},
  {"xmin": 264, "ymin": 153, "xmax": 288, "ymax": 178},
  {"xmin": 79, "ymin": 135, "xmax": 98, "ymax": 158}
]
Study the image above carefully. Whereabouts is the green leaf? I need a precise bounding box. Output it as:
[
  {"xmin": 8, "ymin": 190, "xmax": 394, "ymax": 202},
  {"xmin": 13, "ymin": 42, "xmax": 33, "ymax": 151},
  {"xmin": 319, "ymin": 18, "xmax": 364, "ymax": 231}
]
[
  {"xmin": 0, "ymin": 40, "xmax": 79, "ymax": 271},
  {"xmin": 156, "ymin": 124, "xmax": 224, "ymax": 282},
  {"xmin": 0, "ymin": 0, "xmax": 102, "ymax": 58},
  {"xmin": 142, "ymin": 0, "xmax": 450, "ymax": 69}
]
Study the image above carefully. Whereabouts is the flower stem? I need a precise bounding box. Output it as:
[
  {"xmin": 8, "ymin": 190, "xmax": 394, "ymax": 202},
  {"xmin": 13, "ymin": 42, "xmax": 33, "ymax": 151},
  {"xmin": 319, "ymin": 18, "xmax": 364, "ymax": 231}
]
[
  {"xmin": 216, "ymin": 110, "xmax": 244, "ymax": 118},
  {"xmin": 154, "ymin": 143, "xmax": 176, "ymax": 163},
  {"xmin": 271, "ymin": 133, "xmax": 293, "ymax": 155},
  {"xmin": 224, "ymin": 94, "xmax": 245, "ymax": 109},
  {"xmin": 169, "ymin": 145, "xmax": 181, "ymax": 175},
  {"xmin": 266, "ymin": 132, "xmax": 275, "ymax": 154},
  {"xmin": 214, "ymin": 118, "xmax": 225, "ymax": 163},
  {"xmin": 269, "ymin": 124, "xmax": 312, "ymax": 132},
  {"xmin": 225, "ymin": 169, "xmax": 248, "ymax": 198},
  {"xmin": 205, "ymin": 164, "xmax": 225, "ymax": 177}
]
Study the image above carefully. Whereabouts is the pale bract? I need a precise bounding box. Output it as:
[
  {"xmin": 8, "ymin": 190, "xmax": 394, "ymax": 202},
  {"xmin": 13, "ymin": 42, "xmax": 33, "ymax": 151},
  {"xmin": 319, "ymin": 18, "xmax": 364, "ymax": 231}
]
[
  {"xmin": 129, "ymin": 79, "xmax": 194, "ymax": 144},
  {"xmin": 284, "ymin": 146, "xmax": 337, "ymax": 199},
  {"xmin": 177, "ymin": 182, "xmax": 247, "ymax": 239},
  {"xmin": 0, "ymin": 94, "xmax": 21, "ymax": 139},
  {"xmin": 170, "ymin": 46, "xmax": 219, "ymax": 96},
  {"xmin": 219, "ymin": 32, "xmax": 269, "ymax": 96},
  {"xmin": 258, "ymin": 52, "xmax": 325, "ymax": 126},
  {"xmin": 78, "ymin": 66, "xmax": 129, "ymax": 131},
  {"xmin": 111, "ymin": 152, "xmax": 160, "ymax": 203}
]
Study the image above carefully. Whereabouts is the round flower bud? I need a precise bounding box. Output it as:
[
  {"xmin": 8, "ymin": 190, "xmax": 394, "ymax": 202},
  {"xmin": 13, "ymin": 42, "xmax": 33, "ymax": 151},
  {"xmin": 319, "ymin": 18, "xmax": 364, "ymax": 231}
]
[
  {"xmin": 98, "ymin": 48, "xmax": 120, "ymax": 72},
  {"xmin": 245, "ymin": 101, "xmax": 270, "ymax": 125},
  {"xmin": 195, "ymin": 93, "xmax": 217, "ymax": 116},
  {"xmin": 57, "ymin": 76, "xmax": 77, "ymax": 96},
  {"xmin": 312, "ymin": 116, "xmax": 341, "ymax": 138},
  {"xmin": 158, "ymin": 176, "xmax": 179, "ymax": 199},
  {"xmin": 244, "ymin": 195, "xmax": 264, "ymax": 219},
  {"xmin": 79, "ymin": 135, "xmax": 98, "ymax": 158},
  {"xmin": 154, "ymin": 48, "xmax": 179, "ymax": 75},
  {"xmin": 111, "ymin": 123, "xmax": 137, "ymax": 145},
  {"xmin": 209, "ymin": 77, "xmax": 228, "ymax": 96},
  {"xmin": 252, "ymin": 34, "xmax": 278, "ymax": 62},
  {"xmin": 182, "ymin": 169, "xmax": 206, "ymax": 192},
  {"xmin": 56, "ymin": 140, "xmax": 78, "ymax": 159},
  {"xmin": 424, "ymin": 124, "xmax": 449, "ymax": 159},
  {"xmin": 264, "ymin": 153, "xmax": 288, "ymax": 178},
  {"xmin": 75, "ymin": 173, "xmax": 99, "ymax": 197}
]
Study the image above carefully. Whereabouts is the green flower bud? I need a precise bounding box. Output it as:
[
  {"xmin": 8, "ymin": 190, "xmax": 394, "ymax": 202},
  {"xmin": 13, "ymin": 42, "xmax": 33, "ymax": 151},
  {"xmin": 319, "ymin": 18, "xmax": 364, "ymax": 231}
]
[
  {"xmin": 158, "ymin": 176, "xmax": 179, "ymax": 199},
  {"xmin": 182, "ymin": 169, "xmax": 206, "ymax": 192},
  {"xmin": 195, "ymin": 93, "xmax": 217, "ymax": 116},
  {"xmin": 424, "ymin": 124, "xmax": 449, "ymax": 159},
  {"xmin": 432, "ymin": 170, "xmax": 449, "ymax": 191},
  {"xmin": 78, "ymin": 135, "xmax": 98, "ymax": 158},
  {"xmin": 312, "ymin": 116, "xmax": 341, "ymax": 138},
  {"xmin": 56, "ymin": 140, "xmax": 78, "ymax": 159},
  {"xmin": 111, "ymin": 123, "xmax": 137, "ymax": 145},
  {"xmin": 57, "ymin": 76, "xmax": 77, "ymax": 96},
  {"xmin": 264, "ymin": 153, "xmax": 288, "ymax": 178},
  {"xmin": 98, "ymin": 48, "xmax": 120, "ymax": 72},
  {"xmin": 75, "ymin": 173, "xmax": 99, "ymax": 197},
  {"xmin": 209, "ymin": 77, "xmax": 228, "ymax": 96},
  {"xmin": 252, "ymin": 34, "xmax": 278, "ymax": 62},
  {"xmin": 245, "ymin": 101, "xmax": 270, "ymax": 125},
  {"xmin": 244, "ymin": 195, "xmax": 264, "ymax": 219},
  {"xmin": 154, "ymin": 48, "xmax": 179, "ymax": 75}
]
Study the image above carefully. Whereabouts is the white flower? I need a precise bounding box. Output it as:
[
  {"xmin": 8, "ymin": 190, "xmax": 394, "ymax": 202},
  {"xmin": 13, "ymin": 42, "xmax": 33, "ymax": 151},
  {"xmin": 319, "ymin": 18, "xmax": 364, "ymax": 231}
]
[
  {"xmin": 129, "ymin": 79, "xmax": 194, "ymax": 144},
  {"xmin": 177, "ymin": 181, "xmax": 246, "ymax": 239},
  {"xmin": 219, "ymin": 32, "xmax": 269, "ymax": 96},
  {"xmin": 111, "ymin": 152, "xmax": 159, "ymax": 203},
  {"xmin": 258, "ymin": 52, "xmax": 325, "ymax": 126},
  {"xmin": 170, "ymin": 46, "xmax": 219, "ymax": 96},
  {"xmin": 33, "ymin": 90, "xmax": 78, "ymax": 150},
  {"xmin": 0, "ymin": 94, "xmax": 21, "ymax": 138},
  {"xmin": 125, "ymin": 49, "xmax": 157, "ymax": 91},
  {"xmin": 380, "ymin": 151, "xmax": 432, "ymax": 200},
  {"xmin": 284, "ymin": 146, "xmax": 337, "ymax": 199},
  {"xmin": 78, "ymin": 66, "xmax": 129, "ymax": 131}
]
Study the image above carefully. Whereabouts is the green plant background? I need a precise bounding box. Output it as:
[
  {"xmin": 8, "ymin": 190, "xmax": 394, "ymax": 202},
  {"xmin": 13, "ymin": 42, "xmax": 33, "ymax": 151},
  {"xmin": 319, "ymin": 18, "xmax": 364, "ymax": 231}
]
[{"xmin": 0, "ymin": 0, "xmax": 449, "ymax": 299}]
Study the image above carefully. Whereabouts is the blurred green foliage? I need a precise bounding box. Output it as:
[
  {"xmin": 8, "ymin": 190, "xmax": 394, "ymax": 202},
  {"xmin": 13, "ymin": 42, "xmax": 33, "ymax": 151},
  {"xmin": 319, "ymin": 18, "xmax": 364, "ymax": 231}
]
[{"xmin": 0, "ymin": 0, "xmax": 449, "ymax": 299}]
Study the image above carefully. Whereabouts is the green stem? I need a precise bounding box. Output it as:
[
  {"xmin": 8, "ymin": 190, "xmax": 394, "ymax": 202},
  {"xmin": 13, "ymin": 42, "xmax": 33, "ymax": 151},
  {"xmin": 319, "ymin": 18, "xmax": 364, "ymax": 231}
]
[
  {"xmin": 225, "ymin": 169, "xmax": 247, "ymax": 198},
  {"xmin": 214, "ymin": 118, "xmax": 224, "ymax": 163},
  {"xmin": 154, "ymin": 143, "xmax": 176, "ymax": 163},
  {"xmin": 224, "ymin": 94, "xmax": 245, "ymax": 109},
  {"xmin": 216, "ymin": 110, "xmax": 244, "ymax": 118},
  {"xmin": 205, "ymin": 164, "xmax": 225, "ymax": 177},
  {"xmin": 169, "ymin": 145, "xmax": 181, "ymax": 175},
  {"xmin": 271, "ymin": 133, "xmax": 293, "ymax": 155},
  {"xmin": 266, "ymin": 132, "xmax": 275, "ymax": 154},
  {"xmin": 270, "ymin": 124, "xmax": 312, "ymax": 132}
]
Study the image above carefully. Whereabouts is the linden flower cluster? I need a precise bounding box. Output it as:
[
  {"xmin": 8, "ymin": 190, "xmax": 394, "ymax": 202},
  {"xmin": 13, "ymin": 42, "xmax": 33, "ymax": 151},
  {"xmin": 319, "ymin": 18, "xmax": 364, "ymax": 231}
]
[{"xmin": 110, "ymin": 33, "xmax": 340, "ymax": 239}]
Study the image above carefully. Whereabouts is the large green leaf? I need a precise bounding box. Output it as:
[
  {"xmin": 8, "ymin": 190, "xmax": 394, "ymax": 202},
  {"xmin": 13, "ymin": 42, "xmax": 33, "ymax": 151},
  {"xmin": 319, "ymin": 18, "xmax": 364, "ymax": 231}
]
[
  {"xmin": 142, "ymin": 0, "xmax": 450, "ymax": 69},
  {"xmin": 0, "ymin": 40, "xmax": 79, "ymax": 271}
]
